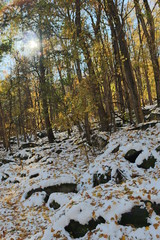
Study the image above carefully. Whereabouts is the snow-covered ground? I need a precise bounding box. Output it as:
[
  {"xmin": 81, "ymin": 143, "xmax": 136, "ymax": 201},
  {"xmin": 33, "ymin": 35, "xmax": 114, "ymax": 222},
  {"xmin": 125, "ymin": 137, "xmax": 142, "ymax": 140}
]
[{"xmin": 0, "ymin": 122, "xmax": 160, "ymax": 239}]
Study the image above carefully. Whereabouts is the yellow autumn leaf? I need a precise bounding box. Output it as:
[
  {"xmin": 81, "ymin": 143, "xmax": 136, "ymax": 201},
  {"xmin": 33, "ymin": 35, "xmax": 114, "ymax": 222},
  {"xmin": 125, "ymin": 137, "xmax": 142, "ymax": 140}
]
[
  {"xmin": 92, "ymin": 210, "xmax": 96, "ymax": 219},
  {"xmin": 97, "ymin": 192, "xmax": 102, "ymax": 197},
  {"xmin": 92, "ymin": 192, "xmax": 97, "ymax": 197}
]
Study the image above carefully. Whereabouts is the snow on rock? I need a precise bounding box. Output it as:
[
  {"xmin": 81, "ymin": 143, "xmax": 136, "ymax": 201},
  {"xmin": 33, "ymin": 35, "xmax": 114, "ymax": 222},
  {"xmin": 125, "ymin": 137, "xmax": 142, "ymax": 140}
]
[
  {"xmin": 47, "ymin": 192, "xmax": 76, "ymax": 209},
  {"xmin": 1, "ymin": 122, "xmax": 160, "ymax": 239},
  {"xmin": 22, "ymin": 191, "xmax": 46, "ymax": 207},
  {"xmin": 43, "ymin": 177, "xmax": 160, "ymax": 239}
]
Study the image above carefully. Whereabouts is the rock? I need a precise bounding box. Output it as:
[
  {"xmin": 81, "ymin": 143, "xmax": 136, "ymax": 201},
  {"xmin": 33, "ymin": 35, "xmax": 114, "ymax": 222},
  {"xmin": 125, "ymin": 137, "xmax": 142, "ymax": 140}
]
[
  {"xmin": 25, "ymin": 183, "xmax": 77, "ymax": 203},
  {"xmin": 37, "ymin": 131, "xmax": 47, "ymax": 138},
  {"xmin": 65, "ymin": 216, "xmax": 105, "ymax": 238},
  {"xmin": 14, "ymin": 150, "xmax": 32, "ymax": 160},
  {"xmin": 56, "ymin": 149, "xmax": 62, "ymax": 154},
  {"xmin": 113, "ymin": 169, "xmax": 127, "ymax": 184},
  {"xmin": 156, "ymin": 145, "xmax": 160, "ymax": 152},
  {"xmin": 29, "ymin": 173, "xmax": 39, "ymax": 179},
  {"xmin": 9, "ymin": 179, "xmax": 20, "ymax": 184},
  {"xmin": 129, "ymin": 121, "xmax": 158, "ymax": 131},
  {"xmin": 93, "ymin": 169, "xmax": 111, "ymax": 187},
  {"xmin": 0, "ymin": 159, "xmax": 14, "ymax": 165},
  {"xmin": 19, "ymin": 142, "xmax": 38, "ymax": 149},
  {"xmin": 91, "ymin": 134, "xmax": 108, "ymax": 149},
  {"xmin": 49, "ymin": 200, "xmax": 60, "ymax": 209},
  {"xmin": 111, "ymin": 145, "xmax": 120, "ymax": 153},
  {"xmin": 138, "ymin": 155, "xmax": 156, "ymax": 169},
  {"xmin": 1, "ymin": 173, "xmax": 9, "ymax": 181},
  {"xmin": 118, "ymin": 206, "xmax": 150, "ymax": 228},
  {"xmin": 116, "ymin": 120, "xmax": 123, "ymax": 128},
  {"xmin": 142, "ymin": 108, "xmax": 152, "ymax": 116},
  {"xmin": 34, "ymin": 154, "xmax": 42, "ymax": 163},
  {"xmin": 9, "ymin": 136, "xmax": 17, "ymax": 145},
  {"xmin": 124, "ymin": 149, "xmax": 142, "ymax": 163},
  {"xmin": 149, "ymin": 112, "xmax": 160, "ymax": 121},
  {"xmin": 21, "ymin": 173, "xmax": 26, "ymax": 177},
  {"xmin": 152, "ymin": 202, "xmax": 160, "ymax": 215}
]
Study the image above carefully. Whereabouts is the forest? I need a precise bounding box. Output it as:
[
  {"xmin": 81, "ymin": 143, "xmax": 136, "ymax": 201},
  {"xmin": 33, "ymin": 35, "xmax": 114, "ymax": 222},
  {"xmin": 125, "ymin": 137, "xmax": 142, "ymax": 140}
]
[
  {"xmin": 0, "ymin": 0, "xmax": 160, "ymax": 239},
  {"xmin": 0, "ymin": 0, "xmax": 159, "ymax": 147}
]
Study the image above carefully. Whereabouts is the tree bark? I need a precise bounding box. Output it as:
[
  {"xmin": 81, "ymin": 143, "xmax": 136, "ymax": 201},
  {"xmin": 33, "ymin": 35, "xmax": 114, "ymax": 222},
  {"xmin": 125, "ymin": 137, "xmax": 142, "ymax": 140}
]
[
  {"xmin": 39, "ymin": 28, "xmax": 55, "ymax": 143},
  {"xmin": 75, "ymin": 0, "xmax": 109, "ymax": 131},
  {"xmin": 104, "ymin": 0, "xmax": 144, "ymax": 123},
  {"xmin": 134, "ymin": 0, "xmax": 160, "ymax": 106}
]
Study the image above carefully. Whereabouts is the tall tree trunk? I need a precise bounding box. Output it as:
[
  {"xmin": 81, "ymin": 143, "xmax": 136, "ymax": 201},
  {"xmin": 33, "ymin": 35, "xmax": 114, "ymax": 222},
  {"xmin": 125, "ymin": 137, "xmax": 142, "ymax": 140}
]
[
  {"xmin": 104, "ymin": 0, "xmax": 143, "ymax": 123},
  {"xmin": 109, "ymin": 19, "xmax": 125, "ymax": 120},
  {"xmin": 75, "ymin": 5, "xmax": 91, "ymax": 143},
  {"xmin": 137, "ymin": 11, "xmax": 153, "ymax": 105},
  {"xmin": 134, "ymin": 0, "xmax": 160, "ymax": 106},
  {"xmin": 143, "ymin": 57, "xmax": 153, "ymax": 105},
  {"xmin": 17, "ymin": 67, "xmax": 26, "ymax": 142},
  {"xmin": 0, "ymin": 101, "xmax": 9, "ymax": 149},
  {"xmin": 75, "ymin": 0, "xmax": 109, "ymax": 131},
  {"xmin": 39, "ymin": 28, "xmax": 55, "ymax": 143}
]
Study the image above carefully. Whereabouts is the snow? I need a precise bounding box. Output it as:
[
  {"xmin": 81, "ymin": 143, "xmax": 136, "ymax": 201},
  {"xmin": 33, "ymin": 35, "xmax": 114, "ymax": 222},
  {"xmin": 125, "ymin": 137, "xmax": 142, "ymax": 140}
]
[
  {"xmin": 23, "ymin": 191, "xmax": 46, "ymax": 207},
  {"xmin": 0, "ymin": 122, "xmax": 160, "ymax": 239}
]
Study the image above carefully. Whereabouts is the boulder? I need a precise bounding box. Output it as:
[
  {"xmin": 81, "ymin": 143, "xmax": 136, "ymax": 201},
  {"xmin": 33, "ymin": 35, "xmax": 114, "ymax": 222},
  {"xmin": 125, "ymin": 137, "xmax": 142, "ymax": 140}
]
[
  {"xmin": 143, "ymin": 201, "xmax": 160, "ymax": 215},
  {"xmin": 111, "ymin": 145, "xmax": 120, "ymax": 153},
  {"xmin": 65, "ymin": 216, "xmax": 105, "ymax": 238},
  {"xmin": 29, "ymin": 173, "xmax": 39, "ymax": 179},
  {"xmin": 119, "ymin": 206, "xmax": 150, "ymax": 228},
  {"xmin": 21, "ymin": 173, "xmax": 26, "ymax": 177},
  {"xmin": 138, "ymin": 155, "xmax": 156, "ymax": 169},
  {"xmin": 156, "ymin": 145, "xmax": 160, "ymax": 152},
  {"xmin": 9, "ymin": 136, "xmax": 17, "ymax": 145},
  {"xmin": 113, "ymin": 169, "xmax": 127, "ymax": 184},
  {"xmin": 34, "ymin": 154, "xmax": 42, "ymax": 163},
  {"xmin": 124, "ymin": 149, "xmax": 142, "ymax": 163},
  {"xmin": 37, "ymin": 131, "xmax": 47, "ymax": 139},
  {"xmin": 1, "ymin": 173, "xmax": 9, "ymax": 181},
  {"xmin": 129, "ymin": 121, "xmax": 158, "ymax": 131},
  {"xmin": 149, "ymin": 112, "xmax": 160, "ymax": 121},
  {"xmin": 56, "ymin": 149, "xmax": 62, "ymax": 154},
  {"xmin": 25, "ymin": 183, "xmax": 77, "ymax": 203},
  {"xmin": 9, "ymin": 179, "xmax": 20, "ymax": 184},
  {"xmin": 142, "ymin": 108, "xmax": 152, "ymax": 116},
  {"xmin": 91, "ymin": 134, "xmax": 108, "ymax": 149},
  {"xmin": 93, "ymin": 169, "xmax": 111, "ymax": 187},
  {"xmin": 0, "ymin": 159, "xmax": 14, "ymax": 165},
  {"xmin": 49, "ymin": 200, "xmax": 60, "ymax": 210},
  {"xmin": 19, "ymin": 142, "xmax": 38, "ymax": 149},
  {"xmin": 152, "ymin": 202, "xmax": 160, "ymax": 215}
]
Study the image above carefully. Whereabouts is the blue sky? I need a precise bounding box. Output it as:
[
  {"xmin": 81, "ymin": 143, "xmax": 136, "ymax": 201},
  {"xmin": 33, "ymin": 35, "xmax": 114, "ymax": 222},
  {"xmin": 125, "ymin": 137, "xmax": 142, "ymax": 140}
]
[{"xmin": 0, "ymin": 31, "xmax": 39, "ymax": 80}]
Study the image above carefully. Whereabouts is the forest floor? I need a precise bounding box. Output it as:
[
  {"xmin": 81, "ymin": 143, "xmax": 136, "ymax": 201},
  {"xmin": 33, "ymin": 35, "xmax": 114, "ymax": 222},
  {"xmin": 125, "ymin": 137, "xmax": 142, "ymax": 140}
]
[{"xmin": 0, "ymin": 115, "xmax": 160, "ymax": 239}]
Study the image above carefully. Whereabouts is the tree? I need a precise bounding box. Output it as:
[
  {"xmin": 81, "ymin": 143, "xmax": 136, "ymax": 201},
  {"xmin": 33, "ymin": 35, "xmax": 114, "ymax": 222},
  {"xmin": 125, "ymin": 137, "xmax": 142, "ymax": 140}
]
[
  {"xmin": 134, "ymin": 0, "xmax": 160, "ymax": 106},
  {"xmin": 103, "ymin": 0, "xmax": 144, "ymax": 123}
]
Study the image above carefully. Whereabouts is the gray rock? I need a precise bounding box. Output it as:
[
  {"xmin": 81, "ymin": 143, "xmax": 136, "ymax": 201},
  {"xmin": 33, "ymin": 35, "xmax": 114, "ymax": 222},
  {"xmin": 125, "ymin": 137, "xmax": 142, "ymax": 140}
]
[
  {"xmin": 119, "ymin": 206, "xmax": 150, "ymax": 228},
  {"xmin": 93, "ymin": 169, "xmax": 111, "ymax": 187},
  {"xmin": 125, "ymin": 149, "xmax": 142, "ymax": 163},
  {"xmin": 138, "ymin": 155, "xmax": 156, "ymax": 169},
  {"xmin": 65, "ymin": 216, "xmax": 105, "ymax": 238},
  {"xmin": 91, "ymin": 134, "xmax": 108, "ymax": 149},
  {"xmin": 49, "ymin": 200, "xmax": 60, "ymax": 209},
  {"xmin": 19, "ymin": 142, "xmax": 38, "ymax": 149},
  {"xmin": 25, "ymin": 183, "xmax": 77, "ymax": 203}
]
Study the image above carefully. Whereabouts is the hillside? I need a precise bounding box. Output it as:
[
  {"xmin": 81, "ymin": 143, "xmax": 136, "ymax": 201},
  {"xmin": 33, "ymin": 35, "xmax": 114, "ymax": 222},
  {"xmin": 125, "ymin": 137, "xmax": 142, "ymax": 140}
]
[{"xmin": 0, "ymin": 120, "xmax": 160, "ymax": 240}]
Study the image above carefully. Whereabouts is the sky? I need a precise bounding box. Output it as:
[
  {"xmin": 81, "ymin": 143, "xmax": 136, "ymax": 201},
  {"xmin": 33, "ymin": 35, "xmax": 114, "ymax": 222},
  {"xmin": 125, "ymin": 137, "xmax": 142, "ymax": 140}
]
[{"xmin": 0, "ymin": 31, "xmax": 39, "ymax": 80}]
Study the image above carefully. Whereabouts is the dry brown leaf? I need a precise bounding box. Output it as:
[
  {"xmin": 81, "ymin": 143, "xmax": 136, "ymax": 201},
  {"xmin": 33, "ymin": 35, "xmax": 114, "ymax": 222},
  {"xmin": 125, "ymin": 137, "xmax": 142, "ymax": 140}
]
[{"xmin": 153, "ymin": 223, "xmax": 159, "ymax": 229}]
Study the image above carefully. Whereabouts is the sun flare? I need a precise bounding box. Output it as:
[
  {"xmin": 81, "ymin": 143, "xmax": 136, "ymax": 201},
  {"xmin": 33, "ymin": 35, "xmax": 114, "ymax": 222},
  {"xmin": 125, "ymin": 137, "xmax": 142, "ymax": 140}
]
[{"xmin": 29, "ymin": 40, "xmax": 39, "ymax": 49}]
